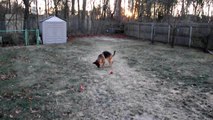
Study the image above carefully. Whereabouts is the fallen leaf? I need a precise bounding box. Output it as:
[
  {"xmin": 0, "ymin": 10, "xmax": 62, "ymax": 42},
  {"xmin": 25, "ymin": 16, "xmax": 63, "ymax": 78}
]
[
  {"xmin": 30, "ymin": 108, "xmax": 39, "ymax": 113},
  {"xmin": 9, "ymin": 114, "xmax": 13, "ymax": 118},
  {"xmin": 15, "ymin": 110, "xmax": 21, "ymax": 114},
  {"xmin": 0, "ymin": 75, "xmax": 6, "ymax": 80}
]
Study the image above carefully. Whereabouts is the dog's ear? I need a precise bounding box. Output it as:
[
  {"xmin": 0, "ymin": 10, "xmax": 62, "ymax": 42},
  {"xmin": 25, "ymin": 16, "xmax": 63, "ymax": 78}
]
[{"xmin": 93, "ymin": 61, "xmax": 96, "ymax": 64}]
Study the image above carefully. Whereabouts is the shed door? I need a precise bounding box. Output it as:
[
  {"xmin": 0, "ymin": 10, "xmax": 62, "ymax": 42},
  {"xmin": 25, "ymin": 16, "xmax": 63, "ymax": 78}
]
[{"xmin": 43, "ymin": 22, "xmax": 66, "ymax": 44}]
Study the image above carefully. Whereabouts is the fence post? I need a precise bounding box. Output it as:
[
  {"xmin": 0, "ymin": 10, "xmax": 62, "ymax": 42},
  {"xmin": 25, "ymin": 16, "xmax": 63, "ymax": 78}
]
[
  {"xmin": 24, "ymin": 29, "xmax": 28, "ymax": 46},
  {"xmin": 151, "ymin": 23, "xmax": 155, "ymax": 44},
  {"xmin": 36, "ymin": 29, "xmax": 40, "ymax": 45},
  {"xmin": 151, "ymin": 23, "xmax": 154, "ymax": 43},
  {"xmin": 128, "ymin": 23, "xmax": 130, "ymax": 35},
  {"xmin": 138, "ymin": 23, "xmax": 140, "ymax": 38},
  {"xmin": 125, "ymin": 23, "xmax": 127, "ymax": 35},
  {"xmin": 134, "ymin": 23, "xmax": 137, "ymax": 37},
  {"xmin": 189, "ymin": 26, "xmax": 192, "ymax": 47},
  {"xmin": 128, "ymin": 23, "xmax": 130, "ymax": 36},
  {"xmin": 168, "ymin": 25, "xmax": 171, "ymax": 43},
  {"xmin": 0, "ymin": 36, "xmax": 2, "ymax": 46}
]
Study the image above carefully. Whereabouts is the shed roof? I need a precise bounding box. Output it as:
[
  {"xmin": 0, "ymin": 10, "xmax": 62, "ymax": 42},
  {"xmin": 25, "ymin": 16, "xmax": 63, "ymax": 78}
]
[{"xmin": 40, "ymin": 16, "xmax": 65, "ymax": 23}]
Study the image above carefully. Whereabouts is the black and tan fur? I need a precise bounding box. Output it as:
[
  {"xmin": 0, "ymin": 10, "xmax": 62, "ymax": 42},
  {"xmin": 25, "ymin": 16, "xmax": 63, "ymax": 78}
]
[{"xmin": 93, "ymin": 51, "xmax": 116, "ymax": 68}]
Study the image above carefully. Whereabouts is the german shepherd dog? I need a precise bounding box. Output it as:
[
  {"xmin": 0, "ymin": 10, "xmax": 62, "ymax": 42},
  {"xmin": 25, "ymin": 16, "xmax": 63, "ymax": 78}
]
[{"xmin": 93, "ymin": 51, "xmax": 116, "ymax": 68}]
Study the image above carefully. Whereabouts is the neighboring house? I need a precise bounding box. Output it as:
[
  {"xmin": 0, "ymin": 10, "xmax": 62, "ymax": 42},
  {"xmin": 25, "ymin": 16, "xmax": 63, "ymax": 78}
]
[{"xmin": 5, "ymin": 14, "xmax": 23, "ymax": 31}]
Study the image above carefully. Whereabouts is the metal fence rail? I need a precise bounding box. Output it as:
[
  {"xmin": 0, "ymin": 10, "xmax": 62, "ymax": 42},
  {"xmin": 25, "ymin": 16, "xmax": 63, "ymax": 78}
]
[
  {"xmin": 0, "ymin": 29, "xmax": 40, "ymax": 46},
  {"xmin": 124, "ymin": 22, "xmax": 213, "ymax": 49}
]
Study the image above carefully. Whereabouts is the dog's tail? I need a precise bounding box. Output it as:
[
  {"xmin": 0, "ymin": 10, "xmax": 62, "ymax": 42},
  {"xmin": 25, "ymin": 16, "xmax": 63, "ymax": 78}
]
[{"xmin": 112, "ymin": 51, "xmax": 116, "ymax": 57}]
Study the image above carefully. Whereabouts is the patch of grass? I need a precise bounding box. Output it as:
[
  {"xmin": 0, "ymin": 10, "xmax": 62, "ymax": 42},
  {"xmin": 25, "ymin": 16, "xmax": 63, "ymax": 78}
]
[
  {"xmin": 0, "ymin": 50, "xmax": 17, "ymax": 73},
  {"xmin": 119, "ymin": 43, "xmax": 213, "ymax": 88},
  {"xmin": 0, "ymin": 42, "xmax": 95, "ymax": 119},
  {"xmin": 0, "ymin": 50, "xmax": 20, "ymax": 94}
]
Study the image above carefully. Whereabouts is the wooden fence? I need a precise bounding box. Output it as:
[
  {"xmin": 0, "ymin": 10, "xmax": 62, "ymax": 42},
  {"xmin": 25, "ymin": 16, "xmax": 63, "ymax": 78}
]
[{"xmin": 124, "ymin": 22, "xmax": 213, "ymax": 49}]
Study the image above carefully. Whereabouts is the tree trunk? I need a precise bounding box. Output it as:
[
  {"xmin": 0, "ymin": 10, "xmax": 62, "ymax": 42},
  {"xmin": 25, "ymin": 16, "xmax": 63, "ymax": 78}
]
[
  {"xmin": 64, "ymin": 0, "xmax": 69, "ymax": 20},
  {"xmin": 134, "ymin": 0, "xmax": 139, "ymax": 19},
  {"xmin": 181, "ymin": 0, "xmax": 185, "ymax": 16},
  {"xmin": 102, "ymin": 0, "xmax": 109, "ymax": 19},
  {"xmin": 81, "ymin": 0, "xmax": 87, "ymax": 33},
  {"xmin": 112, "ymin": 0, "xmax": 117, "ymax": 18},
  {"xmin": 53, "ymin": 0, "xmax": 59, "ymax": 16},
  {"xmin": 138, "ymin": 0, "xmax": 144, "ymax": 21},
  {"xmin": 114, "ymin": 0, "xmax": 121, "ymax": 21},
  {"xmin": 207, "ymin": 3, "xmax": 210, "ymax": 18},
  {"xmin": 23, "ymin": 0, "xmax": 30, "ymax": 29},
  {"xmin": 77, "ymin": 0, "xmax": 80, "ymax": 31},
  {"xmin": 131, "ymin": 0, "xmax": 134, "ymax": 13},
  {"xmin": 71, "ymin": 0, "xmax": 75, "ymax": 15},
  {"xmin": 36, "ymin": 0, "xmax": 39, "ymax": 28},
  {"xmin": 153, "ymin": 1, "xmax": 156, "ymax": 20},
  {"xmin": 8, "ymin": 0, "xmax": 11, "ymax": 13},
  {"xmin": 193, "ymin": 2, "xmax": 198, "ymax": 16},
  {"xmin": 146, "ymin": 1, "xmax": 151, "ymax": 19},
  {"xmin": 44, "ymin": 0, "xmax": 47, "ymax": 16}
]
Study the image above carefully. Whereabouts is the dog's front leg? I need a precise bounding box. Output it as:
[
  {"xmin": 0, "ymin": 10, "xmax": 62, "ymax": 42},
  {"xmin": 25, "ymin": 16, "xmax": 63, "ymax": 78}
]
[{"xmin": 102, "ymin": 61, "xmax": 105, "ymax": 68}]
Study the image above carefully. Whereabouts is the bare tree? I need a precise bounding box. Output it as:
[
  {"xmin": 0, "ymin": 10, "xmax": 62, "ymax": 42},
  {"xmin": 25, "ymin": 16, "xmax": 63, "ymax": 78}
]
[
  {"xmin": 44, "ymin": 0, "xmax": 48, "ymax": 16},
  {"xmin": 206, "ymin": 0, "xmax": 211, "ymax": 18},
  {"xmin": 53, "ymin": 0, "xmax": 62, "ymax": 16},
  {"xmin": 63, "ymin": 0, "xmax": 69, "ymax": 20},
  {"xmin": 146, "ymin": 0, "xmax": 152, "ymax": 20},
  {"xmin": 157, "ymin": 0, "xmax": 177, "ymax": 20},
  {"xmin": 71, "ymin": 0, "xmax": 75, "ymax": 15},
  {"xmin": 192, "ymin": 0, "xmax": 204, "ymax": 16},
  {"xmin": 113, "ymin": 0, "xmax": 122, "ymax": 21},
  {"xmin": 102, "ymin": 0, "xmax": 110, "ymax": 19},
  {"xmin": 23, "ymin": 0, "xmax": 30, "ymax": 29},
  {"xmin": 138, "ymin": 0, "xmax": 146, "ymax": 21},
  {"xmin": 130, "ymin": 0, "xmax": 134, "ymax": 13},
  {"xmin": 34, "ymin": 0, "xmax": 39, "ymax": 28},
  {"xmin": 133, "ymin": 0, "xmax": 139, "ymax": 19},
  {"xmin": 77, "ymin": 0, "xmax": 80, "ymax": 30},
  {"xmin": 81, "ymin": 0, "xmax": 87, "ymax": 32},
  {"xmin": 181, "ymin": 0, "xmax": 185, "ymax": 16},
  {"xmin": 8, "ymin": 0, "xmax": 12, "ymax": 13}
]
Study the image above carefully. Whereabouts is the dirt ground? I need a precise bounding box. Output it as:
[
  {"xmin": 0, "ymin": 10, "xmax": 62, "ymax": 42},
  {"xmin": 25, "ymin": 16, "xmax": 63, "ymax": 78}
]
[{"xmin": 0, "ymin": 36, "xmax": 213, "ymax": 120}]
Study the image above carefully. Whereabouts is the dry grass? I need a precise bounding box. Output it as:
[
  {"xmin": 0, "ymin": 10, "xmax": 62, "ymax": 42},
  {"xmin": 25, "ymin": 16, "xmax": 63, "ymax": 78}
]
[{"xmin": 0, "ymin": 36, "xmax": 212, "ymax": 119}]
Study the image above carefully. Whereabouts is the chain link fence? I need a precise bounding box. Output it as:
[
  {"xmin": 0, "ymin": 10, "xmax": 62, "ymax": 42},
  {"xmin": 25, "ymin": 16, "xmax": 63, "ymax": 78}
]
[{"xmin": 0, "ymin": 29, "xmax": 40, "ymax": 47}]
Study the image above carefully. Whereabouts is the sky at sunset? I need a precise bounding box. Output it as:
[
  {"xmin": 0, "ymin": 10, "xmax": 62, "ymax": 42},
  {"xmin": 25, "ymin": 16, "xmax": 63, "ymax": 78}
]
[{"xmin": 10, "ymin": 0, "xmax": 213, "ymax": 17}]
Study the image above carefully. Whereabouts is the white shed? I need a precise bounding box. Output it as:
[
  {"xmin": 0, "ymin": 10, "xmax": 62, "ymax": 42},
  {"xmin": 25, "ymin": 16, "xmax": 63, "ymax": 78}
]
[{"xmin": 40, "ymin": 16, "xmax": 67, "ymax": 44}]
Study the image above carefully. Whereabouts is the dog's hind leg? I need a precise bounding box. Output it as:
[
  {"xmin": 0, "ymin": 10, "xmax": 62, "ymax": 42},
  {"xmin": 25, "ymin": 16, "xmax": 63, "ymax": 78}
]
[{"xmin": 108, "ymin": 58, "xmax": 113, "ymax": 66}]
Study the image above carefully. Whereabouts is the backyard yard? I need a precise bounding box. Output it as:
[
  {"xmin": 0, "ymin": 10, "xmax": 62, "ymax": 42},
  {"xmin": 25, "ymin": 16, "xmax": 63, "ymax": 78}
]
[{"xmin": 0, "ymin": 36, "xmax": 212, "ymax": 120}]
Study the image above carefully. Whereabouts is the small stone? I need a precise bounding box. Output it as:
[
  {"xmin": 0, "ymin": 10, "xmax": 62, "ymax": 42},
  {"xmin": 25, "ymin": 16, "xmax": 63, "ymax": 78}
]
[{"xmin": 78, "ymin": 112, "xmax": 84, "ymax": 117}]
